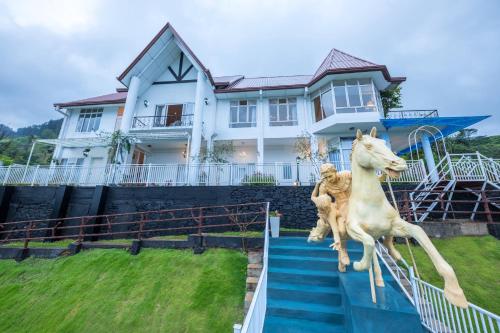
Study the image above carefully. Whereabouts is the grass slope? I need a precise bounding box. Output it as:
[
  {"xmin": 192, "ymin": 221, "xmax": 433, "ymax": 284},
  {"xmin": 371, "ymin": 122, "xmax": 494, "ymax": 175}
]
[
  {"xmin": 395, "ymin": 236, "xmax": 499, "ymax": 314},
  {"xmin": 0, "ymin": 248, "xmax": 247, "ymax": 333}
]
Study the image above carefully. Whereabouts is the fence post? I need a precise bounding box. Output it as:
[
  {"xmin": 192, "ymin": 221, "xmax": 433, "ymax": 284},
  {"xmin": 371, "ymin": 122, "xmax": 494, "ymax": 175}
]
[
  {"xmin": 2, "ymin": 165, "xmax": 12, "ymax": 185},
  {"xmin": 476, "ymin": 151, "xmax": 487, "ymax": 181},
  {"xmin": 146, "ymin": 163, "xmax": 152, "ymax": 187},
  {"xmin": 403, "ymin": 191, "xmax": 412, "ymax": 223},
  {"xmin": 409, "ymin": 267, "xmax": 420, "ymax": 315},
  {"xmin": 481, "ymin": 191, "xmax": 493, "ymax": 224},
  {"xmin": 31, "ymin": 165, "xmax": 39, "ymax": 186},
  {"xmin": 229, "ymin": 163, "xmax": 233, "ymax": 186},
  {"xmin": 274, "ymin": 162, "xmax": 279, "ymax": 185}
]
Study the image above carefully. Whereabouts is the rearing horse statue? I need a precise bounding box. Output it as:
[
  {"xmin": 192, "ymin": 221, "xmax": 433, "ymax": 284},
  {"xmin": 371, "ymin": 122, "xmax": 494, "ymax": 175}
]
[{"xmin": 348, "ymin": 127, "xmax": 468, "ymax": 308}]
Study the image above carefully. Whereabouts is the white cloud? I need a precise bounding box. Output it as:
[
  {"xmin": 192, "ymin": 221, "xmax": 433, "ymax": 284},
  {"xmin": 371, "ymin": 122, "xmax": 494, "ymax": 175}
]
[{"xmin": 1, "ymin": 0, "xmax": 100, "ymax": 36}]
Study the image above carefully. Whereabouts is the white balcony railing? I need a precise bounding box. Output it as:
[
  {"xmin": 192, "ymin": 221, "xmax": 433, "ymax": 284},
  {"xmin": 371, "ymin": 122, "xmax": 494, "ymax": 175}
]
[{"xmin": 0, "ymin": 160, "xmax": 427, "ymax": 187}]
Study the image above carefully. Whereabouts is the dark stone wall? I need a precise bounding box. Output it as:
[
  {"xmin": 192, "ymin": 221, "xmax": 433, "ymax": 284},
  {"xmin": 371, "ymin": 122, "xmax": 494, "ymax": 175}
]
[{"xmin": 1, "ymin": 184, "xmax": 414, "ymax": 234}]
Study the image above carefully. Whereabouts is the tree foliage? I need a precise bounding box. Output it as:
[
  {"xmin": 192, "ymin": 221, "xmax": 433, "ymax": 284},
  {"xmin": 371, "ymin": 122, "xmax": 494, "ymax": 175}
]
[{"xmin": 380, "ymin": 86, "xmax": 403, "ymax": 117}]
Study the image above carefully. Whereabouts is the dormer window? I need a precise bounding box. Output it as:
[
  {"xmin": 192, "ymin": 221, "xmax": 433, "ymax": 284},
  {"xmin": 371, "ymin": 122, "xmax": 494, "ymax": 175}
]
[{"xmin": 76, "ymin": 108, "xmax": 103, "ymax": 132}]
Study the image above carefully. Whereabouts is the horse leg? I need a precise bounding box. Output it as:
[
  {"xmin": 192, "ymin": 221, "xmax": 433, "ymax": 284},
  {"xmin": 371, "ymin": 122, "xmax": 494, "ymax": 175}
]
[
  {"xmin": 346, "ymin": 222, "xmax": 374, "ymax": 271},
  {"xmin": 383, "ymin": 235, "xmax": 402, "ymax": 261},
  {"xmin": 372, "ymin": 251, "xmax": 385, "ymax": 287},
  {"xmin": 391, "ymin": 217, "xmax": 468, "ymax": 308}
]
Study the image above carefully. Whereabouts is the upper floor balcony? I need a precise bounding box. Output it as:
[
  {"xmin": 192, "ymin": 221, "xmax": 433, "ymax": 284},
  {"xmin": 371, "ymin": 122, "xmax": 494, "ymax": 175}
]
[
  {"xmin": 130, "ymin": 103, "xmax": 194, "ymax": 131},
  {"xmin": 384, "ymin": 109, "xmax": 439, "ymax": 119}
]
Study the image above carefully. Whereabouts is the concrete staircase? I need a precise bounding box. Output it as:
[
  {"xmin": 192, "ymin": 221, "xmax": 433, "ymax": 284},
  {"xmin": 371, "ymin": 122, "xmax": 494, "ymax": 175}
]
[
  {"xmin": 263, "ymin": 236, "xmax": 423, "ymax": 333},
  {"xmin": 263, "ymin": 237, "xmax": 362, "ymax": 333}
]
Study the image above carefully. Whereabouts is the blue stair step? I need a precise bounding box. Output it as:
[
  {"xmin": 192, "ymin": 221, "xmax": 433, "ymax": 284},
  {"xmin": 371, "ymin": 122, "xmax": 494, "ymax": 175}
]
[
  {"xmin": 268, "ymin": 267, "xmax": 339, "ymax": 286},
  {"xmin": 271, "ymin": 237, "xmax": 363, "ymax": 251},
  {"xmin": 266, "ymin": 298, "xmax": 344, "ymax": 323},
  {"xmin": 268, "ymin": 282, "xmax": 341, "ymax": 306},
  {"xmin": 263, "ymin": 315, "xmax": 345, "ymax": 333},
  {"xmin": 269, "ymin": 254, "xmax": 339, "ymax": 271}
]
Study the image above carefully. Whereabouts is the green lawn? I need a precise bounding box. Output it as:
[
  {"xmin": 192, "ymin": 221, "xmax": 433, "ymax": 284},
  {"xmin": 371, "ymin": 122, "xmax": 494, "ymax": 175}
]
[
  {"xmin": 395, "ymin": 236, "xmax": 500, "ymax": 314},
  {"xmin": 0, "ymin": 248, "xmax": 247, "ymax": 333},
  {"xmin": 0, "ymin": 239, "xmax": 75, "ymax": 248}
]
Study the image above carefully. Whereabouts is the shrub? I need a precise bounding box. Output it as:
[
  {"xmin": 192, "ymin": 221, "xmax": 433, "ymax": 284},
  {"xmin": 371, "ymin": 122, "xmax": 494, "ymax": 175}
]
[{"xmin": 242, "ymin": 172, "xmax": 276, "ymax": 186}]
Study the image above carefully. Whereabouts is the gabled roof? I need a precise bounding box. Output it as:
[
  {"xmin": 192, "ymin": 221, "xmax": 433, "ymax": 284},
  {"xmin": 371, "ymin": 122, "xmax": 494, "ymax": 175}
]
[
  {"xmin": 213, "ymin": 75, "xmax": 244, "ymax": 87},
  {"xmin": 54, "ymin": 91, "xmax": 127, "ymax": 108},
  {"xmin": 117, "ymin": 22, "xmax": 215, "ymax": 86},
  {"xmin": 309, "ymin": 48, "xmax": 405, "ymax": 86}
]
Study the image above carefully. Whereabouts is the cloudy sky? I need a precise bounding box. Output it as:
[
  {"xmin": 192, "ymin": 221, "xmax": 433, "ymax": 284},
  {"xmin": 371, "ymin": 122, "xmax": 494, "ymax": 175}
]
[{"xmin": 0, "ymin": 0, "xmax": 499, "ymax": 134}]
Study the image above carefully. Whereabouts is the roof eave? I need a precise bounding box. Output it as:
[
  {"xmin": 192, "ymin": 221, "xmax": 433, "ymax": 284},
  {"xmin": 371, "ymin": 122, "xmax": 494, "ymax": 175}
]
[
  {"xmin": 53, "ymin": 99, "xmax": 126, "ymax": 108},
  {"xmin": 308, "ymin": 66, "xmax": 405, "ymax": 87},
  {"xmin": 215, "ymin": 84, "xmax": 307, "ymax": 94}
]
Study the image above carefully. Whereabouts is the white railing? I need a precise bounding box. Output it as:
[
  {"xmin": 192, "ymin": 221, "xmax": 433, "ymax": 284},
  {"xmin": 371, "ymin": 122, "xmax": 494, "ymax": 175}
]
[
  {"xmin": 413, "ymin": 277, "xmax": 500, "ymax": 333},
  {"xmin": 375, "ymin": 240, "xmax": 414, "ymax": 304},
  {"xmin": 235, "ymin": 202, "xmax": 270, "ymax": 333},
  {"xmin": 377, "ymin": 241, "xmax": 500, "ymax": 333},
  {"xmin": 0, "ymin": 160, "xmax": 427, "ymax": 187},
  {"xmin": 449, "ymin": 153, "xmax": 500, "ymax": 184}
]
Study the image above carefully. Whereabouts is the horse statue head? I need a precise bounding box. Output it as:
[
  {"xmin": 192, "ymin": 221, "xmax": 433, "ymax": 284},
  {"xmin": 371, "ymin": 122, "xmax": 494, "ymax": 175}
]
[{"xmin": 352, "ymin": 127, "xmax": 408, "ymax": 178}]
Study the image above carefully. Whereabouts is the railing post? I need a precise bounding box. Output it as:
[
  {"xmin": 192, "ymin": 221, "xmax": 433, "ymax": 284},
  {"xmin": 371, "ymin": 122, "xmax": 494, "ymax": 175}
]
[
  {"xmin": 481, "ymin": 191, "xmax": 493, "ymax": 224},
  {"xmin": 146, "ymin": 163, "xmax": 152, "ymax": 187},
  {"xmin": 274, "ymin": 162, "xmax": 279, "ymax": 185},
  {"xmin": 419, "ymin": 159, "xmax": 427, "ymax": 181},
  {"xmin": 229, "ymin": 163, "xmax": 233, "ymax": 186},
  {"xmin": 476, "ymin": 151, "xmax": 487, "ymax": 181},
  {"xmin": 232, "ymin": 323, "xmax": 242, "ymax": 333},
  {"xmin": 408, "ymin": 267, "xmax": 420, "ymax": 315},
  {"xmin": 31, "ymin": 165, "xmax": 39, "ymax": 186},
  {"xmin": 446, "ymin": 153, "xmax": 455, "ymax": 180},
  {"xmin": 3, "ymin": 165, "xmax": 12, "ymax": 185}
]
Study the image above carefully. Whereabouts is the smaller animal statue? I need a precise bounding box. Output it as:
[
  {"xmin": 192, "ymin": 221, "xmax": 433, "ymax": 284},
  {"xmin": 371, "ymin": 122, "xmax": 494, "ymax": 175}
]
[{"xmin": 308, "ymin": 164, "xmax": 351, "ymax": 272}]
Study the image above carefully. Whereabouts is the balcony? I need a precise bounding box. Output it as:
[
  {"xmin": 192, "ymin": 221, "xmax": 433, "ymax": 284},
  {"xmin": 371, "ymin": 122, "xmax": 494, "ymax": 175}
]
[
  {"xmin": 384, "ymin": 109, "xmax": 439, "ymax": 119},
  {"xmin": 131, "ymin": 114, "xmax": 194, "ymax": 130}
]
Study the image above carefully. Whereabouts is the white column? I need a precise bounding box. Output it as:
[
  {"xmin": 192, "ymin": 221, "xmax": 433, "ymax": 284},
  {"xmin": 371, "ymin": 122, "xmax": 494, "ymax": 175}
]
[
  {"xmin": 421, "ymin": 133, "xmax": 438, "ymax": 182},
  {"xmin": 120, "ymin": 75, "xmax": 141, "ymax": 134},
  {"xmin": 257, "ymin": 93, "xmax": 264, "ymax": 166},
  {"xmin": 189, "ymin": 71, "xmax": 204, "ymax": 162},
  {"xmin": 52, "ymin": 112, "xmax": 69, "ymax": 165}
]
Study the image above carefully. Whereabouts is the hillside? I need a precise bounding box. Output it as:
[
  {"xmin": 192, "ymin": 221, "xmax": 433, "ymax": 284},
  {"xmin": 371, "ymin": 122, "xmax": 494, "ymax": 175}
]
[{"xmin": 0, "ymin": 119, "xmax": 62, "ymax": 165}]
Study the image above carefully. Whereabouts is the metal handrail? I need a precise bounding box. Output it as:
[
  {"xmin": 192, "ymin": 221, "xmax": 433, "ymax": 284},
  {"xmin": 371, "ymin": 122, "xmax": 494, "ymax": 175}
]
[
  {"xmin": 238, "ymin": 202, "xmax": 270, "ymax": 333},
  {"xmin": 132, "ymin": 114, "xmax": 195, "ymax": 129},
  {"xmin": 385, "ymin": 109, "xmax": 439, "ymax": 119}
]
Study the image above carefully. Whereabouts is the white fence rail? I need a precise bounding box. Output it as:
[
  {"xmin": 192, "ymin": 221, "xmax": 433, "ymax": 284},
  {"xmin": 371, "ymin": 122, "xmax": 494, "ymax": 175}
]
[
  {"xmin": 235, "ymin": 202, "xmax": 270, "ymax": 333},
  {"xmin": 377, "ymin": 240, "xmax": 500, "ymax": 333},
  {"xmin": 413, "ymin": 277, "xmax": 500, "ymax": 333},
  {"xmin": 0, "ymin": 160, "xmax": 426, "ymax": 187}
]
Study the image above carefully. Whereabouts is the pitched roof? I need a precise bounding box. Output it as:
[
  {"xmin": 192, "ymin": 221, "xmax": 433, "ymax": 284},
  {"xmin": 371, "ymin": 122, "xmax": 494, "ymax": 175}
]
[
  {"xmin": 213, "ymin": 75, "xmax": 244, "ymax": 86},
  {"xmin": 54, "ymin": 91, "xmax": 127, "ymax": 108},
  {"xmin": 117, "ymin": 22, "xmax": 215, "ymax": 86},
  {"xmin": 309, "ymin": 48, "xmax": 405, "ymax": 86}
]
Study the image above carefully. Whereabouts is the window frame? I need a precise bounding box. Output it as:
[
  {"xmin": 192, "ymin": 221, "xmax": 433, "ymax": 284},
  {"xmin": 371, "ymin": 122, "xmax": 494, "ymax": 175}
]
[
  {"xmin": 312, "ymin": 79, "xmax": 378, "ymax": 122},
  {"xmin": 76, "ymin": 108, "xmax": 103, "ymax": 133},
  {"xmin": 229, "ymin": 99, "xmax": 257, "ymax": 128},
  {"xmin": 268, "ymin": 97, "xmax": 298, "ymax": 126}
]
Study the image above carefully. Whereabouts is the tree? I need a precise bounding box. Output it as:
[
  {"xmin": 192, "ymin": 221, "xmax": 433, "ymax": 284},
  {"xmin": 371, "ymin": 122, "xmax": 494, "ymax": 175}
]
[
  {"xmin": 294, "ymin": 132, "xmax": 333, "ymax": 174},
  {"xmin": 380, "ymin": 86, "xmax": 403, "ymax": 117},
  {"xmin": 199, "ymin": 141, "xmax": 235, "ymax": 163}
]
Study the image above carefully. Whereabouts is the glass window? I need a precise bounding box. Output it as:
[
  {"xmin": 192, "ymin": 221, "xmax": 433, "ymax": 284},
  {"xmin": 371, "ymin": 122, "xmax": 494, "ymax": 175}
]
[
  {"xmin": 229, "ymin": 100, "xmax": 256, "ymax": 128},
  {"xmin": 347, "ymin": 85, "xmax": 361, "ymax": 107},
  {"xmin": 269, "ymin": 97, "xmax": 298, "ymax": 126},
  {"xmin": 76, "ymin": 108, "xmax": 103, "ymax": 132},
  {"xmin": 334, "ymin": 85, "xmax": 348, "ymax": 108},
  {"xmin": 361, "ymin": 85, "xmax": 375, "ymax": 107},
  {"xmin": 321, "ymin": 89, "xmax": 334, "ymax": 118},
  {"xmin": 313, "ymin": 96, "xmax": 322, "ymax": 121}
]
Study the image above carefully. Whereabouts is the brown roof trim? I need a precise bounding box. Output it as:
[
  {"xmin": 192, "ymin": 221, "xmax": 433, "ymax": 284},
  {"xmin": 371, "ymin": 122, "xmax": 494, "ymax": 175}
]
[
  {"xmin": 117, "ymin": 22, "xmax": 215, "ymax": 86},
  {"xmin": 308, "ymin": 66, "xmax": 406, "ymax": 87},
  {"xmin": 54, "ymin": 99, "xmax": 126, "ymax": 108},
  {"xmin": 215, "ymin": 83, "xmax": 308, "ymax": 94}
]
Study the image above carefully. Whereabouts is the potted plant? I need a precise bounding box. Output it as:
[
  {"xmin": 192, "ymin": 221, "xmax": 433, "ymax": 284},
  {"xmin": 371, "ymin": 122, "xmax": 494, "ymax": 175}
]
[{"xmin": 269, "ymin": 210, "xmax": 282, "ymax": 238}]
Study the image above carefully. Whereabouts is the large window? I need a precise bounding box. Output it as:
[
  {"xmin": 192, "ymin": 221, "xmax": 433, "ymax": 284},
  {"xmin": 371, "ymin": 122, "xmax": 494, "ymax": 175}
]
[
  {"xmin": 269, "ymin": 97, "xmax": 298, "ymax": 126},
  {"xmin": 76, "ymin": 108, "xmax": 103, "ymax": 132},
  {"xmin": 230, "ymin": 100, "xmax": 256, "ymax": 128},
  {"xmin": 313, "ymin": 79, "xmax": 377, "ymax": 121}
]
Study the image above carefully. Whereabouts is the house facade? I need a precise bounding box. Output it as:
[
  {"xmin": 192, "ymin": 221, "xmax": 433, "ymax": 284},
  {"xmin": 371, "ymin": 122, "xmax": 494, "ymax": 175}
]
[{"xmin": 42, "ymin": 22, "xmax": 488, "ymax": 186}]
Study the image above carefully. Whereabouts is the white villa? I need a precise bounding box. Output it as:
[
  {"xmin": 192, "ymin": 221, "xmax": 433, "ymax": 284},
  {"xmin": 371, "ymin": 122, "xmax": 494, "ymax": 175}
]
[{"xmin": 8, "ymin": 22, "xmax": 489, "ymax": 186}]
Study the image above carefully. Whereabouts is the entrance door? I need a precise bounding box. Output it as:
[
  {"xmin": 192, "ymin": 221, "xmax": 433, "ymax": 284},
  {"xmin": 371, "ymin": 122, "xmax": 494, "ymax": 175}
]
[{"xmin": 166, "ymin": 104, "xmax": 183, "ymax": 126}]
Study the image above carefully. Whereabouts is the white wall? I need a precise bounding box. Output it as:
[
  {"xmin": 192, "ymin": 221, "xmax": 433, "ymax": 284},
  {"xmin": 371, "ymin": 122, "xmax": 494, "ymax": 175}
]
[
  {"xmin": 146, "ymin": 149, "xmax": 186, "ymax": 164},
  {"xmin": 57, "ymin": 146, "xmax": 109, "ymax": 167},
  {"xmin": 63, "ymin": 105, "xmax": 119, "ymax": 139},
  {"xmin": 264, "ymin": 145, "xmax": 297, "ymax": 163},
  {"xmin": 134, "ymin": 83, "xmax": 197, "ymax": 117}
]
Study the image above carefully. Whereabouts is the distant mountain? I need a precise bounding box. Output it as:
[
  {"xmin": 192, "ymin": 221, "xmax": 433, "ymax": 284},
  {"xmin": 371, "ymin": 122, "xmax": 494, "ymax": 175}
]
[{"xmin": 0, "ymin": 118, "xmax": 63, "ymax": 139}]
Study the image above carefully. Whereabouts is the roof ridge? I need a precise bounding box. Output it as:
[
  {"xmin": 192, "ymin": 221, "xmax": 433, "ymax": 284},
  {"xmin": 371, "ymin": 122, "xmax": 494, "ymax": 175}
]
[
  {"xmin": 330, "ymin": 48, "xmax": 378, "ymax": 66},
  {"xmin": 241, "ymin": 74, "xmax": 313, "ymax": 79}
]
